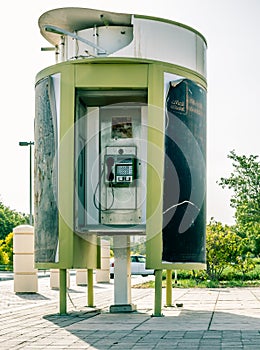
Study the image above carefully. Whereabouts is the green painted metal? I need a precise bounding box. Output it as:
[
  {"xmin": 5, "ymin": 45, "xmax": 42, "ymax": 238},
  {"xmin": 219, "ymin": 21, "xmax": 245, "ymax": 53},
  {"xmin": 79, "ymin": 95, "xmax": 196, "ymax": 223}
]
[
  {"xmin": 59, "ymin": 269, "xmax": 67, "ymax": 314},
  {"xmin": 75, "ymin": 62, "xmax": 148, "ymax": 87},
  {"xmin": 146, "ymin": 64, "xmax": 164, "ymax": 273},
  {"xmin": 35, "ymin": 60, "xmax": 206, "ymax": 273},
  {"xmin": 166, "ymin": 270, "xmax": 173, "ymax": 307},
  {"xmin": 58, "ymin": 65, "xmax": 75, "ymax": 268},
  {"xmin": 96, "ymin": 237, "xmax": 101, "ymax": 269},
  {"xmin": 35, "ymin": 58, "xmax": 207, "ymax": 89},
  {"xmin": 87, "ymin": 269, "xmax": 94, "ymax": 307},
  {"xmin": 153, "ymin": 269, "xmax": 163, "ymax": 316},
  {"xmin": 34, "ymin": 58, "xmax": 207, "ymax": 316}
]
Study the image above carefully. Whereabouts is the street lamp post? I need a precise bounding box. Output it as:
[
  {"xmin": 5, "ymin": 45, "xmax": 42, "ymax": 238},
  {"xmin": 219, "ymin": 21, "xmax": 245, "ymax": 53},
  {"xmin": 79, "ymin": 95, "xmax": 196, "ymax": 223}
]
[{"xmin": 19, "ymin": 141, "xmax": 34, "ymax": 225}]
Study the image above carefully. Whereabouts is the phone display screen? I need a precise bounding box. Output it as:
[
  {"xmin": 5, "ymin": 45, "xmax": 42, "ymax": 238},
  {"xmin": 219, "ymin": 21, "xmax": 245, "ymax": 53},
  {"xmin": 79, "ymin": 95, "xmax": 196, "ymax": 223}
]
[{"xmin": 116, "ymin": 164, "xmax": 133, "ymax": 176}]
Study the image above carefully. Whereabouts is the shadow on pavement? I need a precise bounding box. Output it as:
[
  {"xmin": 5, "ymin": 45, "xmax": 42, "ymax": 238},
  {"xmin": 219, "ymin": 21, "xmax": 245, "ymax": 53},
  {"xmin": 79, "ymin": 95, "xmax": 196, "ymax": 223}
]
[
  {"xmin": 43, "ymin": 308, "xmax": 260, "ymax": 349},
  {"xmin": 16, "ymin": 293, "xmax": 50, "ymax": 300}
]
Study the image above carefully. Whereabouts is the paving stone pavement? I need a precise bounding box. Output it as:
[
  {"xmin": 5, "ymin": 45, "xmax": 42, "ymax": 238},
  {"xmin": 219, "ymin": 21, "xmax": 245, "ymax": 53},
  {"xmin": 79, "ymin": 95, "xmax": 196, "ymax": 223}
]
[{"xmin": 0, "ymin": 273, "xmax": 260, "ymax": 349}]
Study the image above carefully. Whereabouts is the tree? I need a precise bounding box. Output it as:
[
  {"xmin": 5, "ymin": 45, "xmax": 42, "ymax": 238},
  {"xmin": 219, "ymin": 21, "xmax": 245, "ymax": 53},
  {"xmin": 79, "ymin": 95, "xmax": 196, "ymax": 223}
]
[
  {"xmin": 0, "ymin": 201, "xmax": 29, "ymax": 240},
  {"xmin": 0, "ymin": 244, "xmax": 8, "ymax": 265},
  {"xmin": 218, "ymin": 150, "xmax": 260, "ymax": 256},
  {"xmin": 206, "ymin": 220, "xmax": 243, "ymax": 280}
]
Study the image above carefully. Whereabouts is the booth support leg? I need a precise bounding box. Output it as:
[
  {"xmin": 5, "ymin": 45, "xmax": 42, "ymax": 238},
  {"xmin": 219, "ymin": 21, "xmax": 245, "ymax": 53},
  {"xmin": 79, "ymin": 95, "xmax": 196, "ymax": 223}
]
[
  {"xmin": 166, "ymin": 269, "xmax": 173, "ymax": 307},
  {"xmin": 59, "ymin": 268, "xmax": 67, "ymax": 314},
  {"xmin": 153, "ymin": 269, "xmax": 163, "ymax": 316},
  {"xmin": 87, "ymin": 269, "xmax": 94, "ymax": 307}
]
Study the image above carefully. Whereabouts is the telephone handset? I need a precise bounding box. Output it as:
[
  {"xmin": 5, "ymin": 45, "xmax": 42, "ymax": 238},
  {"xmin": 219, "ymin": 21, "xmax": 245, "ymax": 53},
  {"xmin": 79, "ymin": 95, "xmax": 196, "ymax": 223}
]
[
  {"xmin": 106, "ymin": 157, "xmax": 115, "ymax": 183},
  {"xmin": 104, "ymin": 154, "xmax": 136, "ymax": 187}
]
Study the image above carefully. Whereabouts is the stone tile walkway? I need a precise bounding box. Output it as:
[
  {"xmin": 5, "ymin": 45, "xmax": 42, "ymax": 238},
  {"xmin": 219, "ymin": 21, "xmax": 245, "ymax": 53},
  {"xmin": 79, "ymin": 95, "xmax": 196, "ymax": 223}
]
[{"xmin": 0, "ymin": 274, "xmax": 260, "ymax": 349}]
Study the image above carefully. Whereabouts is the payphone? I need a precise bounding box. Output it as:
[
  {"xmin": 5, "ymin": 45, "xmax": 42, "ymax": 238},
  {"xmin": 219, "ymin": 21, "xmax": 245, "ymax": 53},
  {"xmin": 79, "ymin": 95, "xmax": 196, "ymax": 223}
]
[
  {"xmin": 104, "ymin": 150, "xmax": 137, "ymax": 187},
  {"xmin": 100, "ymin": 144, "xmax": 140, "ymax": 224}
]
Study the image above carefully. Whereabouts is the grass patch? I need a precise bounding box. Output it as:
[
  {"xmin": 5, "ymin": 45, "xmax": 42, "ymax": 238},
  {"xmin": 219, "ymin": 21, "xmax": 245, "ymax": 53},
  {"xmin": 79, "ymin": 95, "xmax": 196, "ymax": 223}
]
[
  {"xmin": 134, "ymin": 280, "xmax": 155, "ymax": 288},
  {"xmin": 133, "ymin": 262, "xmax": 260, "ymax": 289},
  {"xmin": 133, "ymin": 279, "xmax": 260, "ymax": 289}
]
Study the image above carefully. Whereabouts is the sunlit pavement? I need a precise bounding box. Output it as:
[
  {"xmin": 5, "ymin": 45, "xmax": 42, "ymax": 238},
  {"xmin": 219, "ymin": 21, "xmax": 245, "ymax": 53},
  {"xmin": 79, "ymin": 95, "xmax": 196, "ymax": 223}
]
[{"xmin": 1, "ymin": 273, "xmax": 260, "ymax": 349}]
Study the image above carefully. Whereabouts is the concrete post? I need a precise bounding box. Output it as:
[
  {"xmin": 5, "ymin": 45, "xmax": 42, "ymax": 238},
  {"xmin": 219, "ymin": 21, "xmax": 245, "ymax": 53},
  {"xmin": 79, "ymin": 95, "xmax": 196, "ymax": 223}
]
[
  {"xmin": 76, "ymin": 269, "xmax": 88, "ymax": 286},
  {"xmin": 13, "ymin": 225, "xmax": 38, "ymax": 293},
  {"xmin": 50, "ymin": 269, "xmax": 70, "ymax": 289},
  {"xmin": 96, "ymin": 239, "xmax": 110, "ymax": 283}
]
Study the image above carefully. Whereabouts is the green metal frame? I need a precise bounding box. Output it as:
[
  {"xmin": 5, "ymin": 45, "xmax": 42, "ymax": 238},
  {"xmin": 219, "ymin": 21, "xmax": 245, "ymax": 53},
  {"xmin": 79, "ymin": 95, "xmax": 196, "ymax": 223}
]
[{"xmin": 35, "ymin": 57, "xmax": 207, "ymax": 315}]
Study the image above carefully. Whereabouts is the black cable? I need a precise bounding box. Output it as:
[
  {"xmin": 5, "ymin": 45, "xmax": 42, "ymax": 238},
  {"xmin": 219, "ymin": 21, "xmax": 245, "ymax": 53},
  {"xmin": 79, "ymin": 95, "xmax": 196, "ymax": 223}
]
[
  {"xmin": 108, "ymin": 182, "xmax": 115, "ymax": 210},
  {"xmin": 93, "ymin": 169, "xmax": 103, "ymax": 211},
  {"xmin": 93, "ymin": 167, "xmax": 115, "ymax": 212}
]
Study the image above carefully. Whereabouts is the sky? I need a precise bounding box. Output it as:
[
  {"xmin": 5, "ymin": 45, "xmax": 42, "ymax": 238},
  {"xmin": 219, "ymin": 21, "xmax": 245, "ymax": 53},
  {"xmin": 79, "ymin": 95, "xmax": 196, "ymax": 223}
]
[{"xmin": 0, "ymin": 0, "xmax": 259, "ymax": 225}]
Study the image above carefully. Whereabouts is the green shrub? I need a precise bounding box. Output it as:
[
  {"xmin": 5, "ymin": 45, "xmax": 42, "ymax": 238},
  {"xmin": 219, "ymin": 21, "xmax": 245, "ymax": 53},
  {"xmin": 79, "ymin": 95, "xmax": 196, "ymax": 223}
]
[{"xmin": 0, "ymin": 232, "xmax": 13, "ymax": 267}]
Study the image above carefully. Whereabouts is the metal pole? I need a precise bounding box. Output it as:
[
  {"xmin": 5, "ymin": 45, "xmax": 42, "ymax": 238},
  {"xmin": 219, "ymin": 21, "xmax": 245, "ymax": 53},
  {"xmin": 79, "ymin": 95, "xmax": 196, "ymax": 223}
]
[
  {"xmin": 29, "ymin": 143, "xmax": 33, "ymax": 225},
  {"xmin": 113, "ymin": 235, "xmax": 132, "ymax": 306},
  {"xmin": 166, "ymin": 270, "xmax": 173, "ymax": 307},
  {"xmin": 19, "ymin": 141, "xmax": 34, "ymax": 225},
  {"xmin": 59, "ymin": 268, "xmax": 67, "ymax": 314},
  {"xmin": 153, "ymin": 269, "xmax": 163, "ymax": 316},
  {"xmin": 87, "ymin": 269, "xmax": 94, "ymax": 307}
]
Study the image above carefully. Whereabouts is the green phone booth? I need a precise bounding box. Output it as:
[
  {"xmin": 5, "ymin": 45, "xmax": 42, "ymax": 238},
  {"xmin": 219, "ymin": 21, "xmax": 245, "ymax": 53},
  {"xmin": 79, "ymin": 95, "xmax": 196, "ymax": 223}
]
[{"xmin": 34, "ymin": 7, "xmax": 207, "ymax": 315}]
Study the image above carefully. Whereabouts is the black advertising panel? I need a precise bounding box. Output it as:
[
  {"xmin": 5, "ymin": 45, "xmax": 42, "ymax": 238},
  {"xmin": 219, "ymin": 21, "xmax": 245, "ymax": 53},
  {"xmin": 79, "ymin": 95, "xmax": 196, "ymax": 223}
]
[{"xmin": 162, "ymin": 79, "xmax": 206, "ymax": 263}]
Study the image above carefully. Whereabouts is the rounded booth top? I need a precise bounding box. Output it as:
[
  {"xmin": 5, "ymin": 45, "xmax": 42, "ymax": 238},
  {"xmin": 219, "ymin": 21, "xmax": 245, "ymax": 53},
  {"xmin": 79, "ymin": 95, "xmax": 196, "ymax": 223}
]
[{"xmin": 39, "ymin": 7, "xmax": 207, "ymax": 77}]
